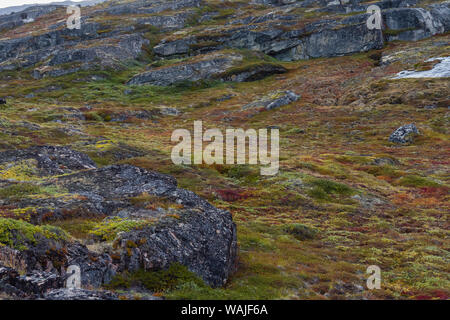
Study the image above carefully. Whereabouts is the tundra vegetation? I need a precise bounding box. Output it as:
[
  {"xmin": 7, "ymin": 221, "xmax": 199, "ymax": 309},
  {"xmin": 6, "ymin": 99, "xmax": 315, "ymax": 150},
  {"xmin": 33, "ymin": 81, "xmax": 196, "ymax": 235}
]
[{"xmin": 0, "ymin": 0, "xmax": 448, "ymax": 300}]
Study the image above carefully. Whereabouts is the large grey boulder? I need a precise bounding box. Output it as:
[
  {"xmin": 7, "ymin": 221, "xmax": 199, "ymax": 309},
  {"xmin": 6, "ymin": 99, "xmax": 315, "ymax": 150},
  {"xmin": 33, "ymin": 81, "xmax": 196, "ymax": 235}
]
[
  {"xmin": 115, "ymin": 202, "xmax": 238, "ymax": 287},
  {"xmin": 0, "ymin": 147, "xmax": 238, "ymax": 289},
  {"xmin": 389, "ymin": 123, "xmax": 420, "ymax": 144}
]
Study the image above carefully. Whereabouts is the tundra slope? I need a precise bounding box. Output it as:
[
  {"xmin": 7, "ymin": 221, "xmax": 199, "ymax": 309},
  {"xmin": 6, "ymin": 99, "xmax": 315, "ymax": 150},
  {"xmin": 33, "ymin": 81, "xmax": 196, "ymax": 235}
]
[{"xmin": 0, "ymin": 0, "xmax": 449, "ymax": 300}]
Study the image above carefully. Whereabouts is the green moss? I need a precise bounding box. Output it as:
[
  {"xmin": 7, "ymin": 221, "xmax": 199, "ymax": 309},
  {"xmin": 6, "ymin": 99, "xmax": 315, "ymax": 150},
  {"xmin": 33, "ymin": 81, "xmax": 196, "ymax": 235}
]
[
  {"xmin": 84, "ymin": 112, "xmax": 104, "ymax": 122},
  {"xmin": 283, "ymin": 223, "xmax": 318, "ymax": 241},
  {"xmin": 49, "ymin": 218, "xmax": 101, "ymax": 239},
  {"xmin": 286, "ymin": 127, "xmax": 306, "ymax": 135},
  {"xmin": 239, "ymin": 234, "xmax": 276, "ymax": 251},
  {"xmin": 0, "ymin": 218, "xmax": 68, "ymax": 250},
  {"xmin": 166, "ymin": 271, "xmax": 304, "ymax": 300},
  {"xmin": 306, "ymin": 178, "xmax": 354, "ymax": 201},
  {"xmin": 89, "ymin": 217, "xmax": 152, "ymax": 241},
  {"xmin": 429, "ymin": 117, "xmax": 449, "ymax": 134},
  {"xmin": 106, "ymin": 263, "xmax": 205, "ymax": 292},
  {"xmin": 0, "ymin": 159, "xmax": 39, "ymax": 181},
  {"xmin": 224, "ymin": 165, "xmax": 259, "ymax": 182},
  {"xmin": 363, "ymin": 165, "xmax": 403, "ymax": 178},
  {"xmin": 396, "ymin": 175, "xmax": 442, "ymax": 188},
  {"xmin": 0, "ymin": 183, "xmax": 41, "ymax": 199}
]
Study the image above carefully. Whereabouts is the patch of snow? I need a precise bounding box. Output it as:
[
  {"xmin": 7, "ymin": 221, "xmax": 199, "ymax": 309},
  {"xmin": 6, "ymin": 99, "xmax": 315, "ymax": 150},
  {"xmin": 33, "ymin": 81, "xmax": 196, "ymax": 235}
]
[{"xmin": 392, "ymin": 57, "xmax": 450, "ymax": 79}]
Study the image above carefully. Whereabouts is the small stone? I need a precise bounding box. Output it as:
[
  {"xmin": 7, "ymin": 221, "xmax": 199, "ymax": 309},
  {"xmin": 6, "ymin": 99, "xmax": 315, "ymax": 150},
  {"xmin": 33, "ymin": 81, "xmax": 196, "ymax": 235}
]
[
  {"xmin": 389, "ymin": 123, "xmax": 419, "ymax": 144},
  {"xmin": 160, "ymin": 107, "xmax": 180, "ymax": 116}
]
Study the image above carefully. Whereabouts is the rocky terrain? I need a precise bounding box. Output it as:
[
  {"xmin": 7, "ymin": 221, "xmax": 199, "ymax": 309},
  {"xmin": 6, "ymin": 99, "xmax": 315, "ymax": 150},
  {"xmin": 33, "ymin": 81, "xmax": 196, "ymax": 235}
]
[{"xmin": 0, "ymin": 0, "xmax": 448, "ymax": 300}]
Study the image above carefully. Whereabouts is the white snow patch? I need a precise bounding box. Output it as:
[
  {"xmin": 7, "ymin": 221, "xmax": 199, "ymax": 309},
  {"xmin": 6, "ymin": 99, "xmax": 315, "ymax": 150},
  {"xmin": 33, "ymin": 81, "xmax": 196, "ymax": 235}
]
[{"xmin": 392, "ymin": 57, "xmax": 450, "ymax": 79}]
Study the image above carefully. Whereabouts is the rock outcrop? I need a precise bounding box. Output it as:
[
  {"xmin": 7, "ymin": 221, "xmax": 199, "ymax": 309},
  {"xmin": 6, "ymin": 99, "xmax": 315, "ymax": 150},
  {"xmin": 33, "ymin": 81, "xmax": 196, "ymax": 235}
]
[
  {"xmin": 127, "ymin": 51, "xmax": 287, "ymax": 86},
  {"xmin": 0, "ymin": 0, "xmax": 447, "ymax": 80},
  {"xmin": 0, "ymin": 266, "xmax": 64, "ymax": 298},
  {"xmin": 151, "ymin": 1, "xmax": 449, "ymax": 62},
  {"xmin": 114, "ymin": 191, "xmax": 238, "ymax": 287},
  {"xmin": 0, "ymin": 146, "xmax": 238, "ymax": 296},
  {"xmin": 153, "ymin": 16, "xmax": 385, "ymax": 61},
  {"xmin": 128, "ymin": 52, "xmax": 242, "ymax": 86},
  {"xmin": 0, "ymin": 5, "xmax": 59, "ymax": 32},
  {"xmin": 0, "ymin": 229, "xmax": 116, "ymax": 289},
  {"xmin": 383, "ymin": 5, "xmax": 449, "ymax": 42}
]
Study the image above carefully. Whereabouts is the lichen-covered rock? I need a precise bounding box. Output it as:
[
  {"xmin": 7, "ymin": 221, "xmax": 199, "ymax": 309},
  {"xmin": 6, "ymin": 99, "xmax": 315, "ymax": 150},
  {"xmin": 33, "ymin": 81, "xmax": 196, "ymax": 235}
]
[
  {"xmin": 114, "ymin": 203, "xmax": 237, "ymax": 287},
  {"xmin": 389, "ymin": 123, "xmax": 420, "ymax": 143},
  {"xmin": 53, "ymin": 164, "xmax": 238, "ymax": 287},
  {"xmin": 0, "ymin": 22, "xmax": 104, "ymax": 71},
  {"xmin": 0, "ymin": 147, "xmax": 238, "ymax": 290},
  {"xmin": 0, "ymin": 268, "xmax": 64, "ymax": 298},
  {"xmin": 0, "ymin": 223, "xmax": 116, "ymax": 289},
  {"xmin": 33, "ymin": 34, "xmax": 149, "ymax": 79}
]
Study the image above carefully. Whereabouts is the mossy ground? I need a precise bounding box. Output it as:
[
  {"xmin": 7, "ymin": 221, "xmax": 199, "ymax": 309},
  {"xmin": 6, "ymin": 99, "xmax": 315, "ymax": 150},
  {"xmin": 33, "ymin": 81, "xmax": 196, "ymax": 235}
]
[
  {"xmin": 0, "ymin": 2, "xmax": 448, "ymax": 299},
  {"xmin": 0, "ymin": 217, "xmax": 68, "ymax": 250}
]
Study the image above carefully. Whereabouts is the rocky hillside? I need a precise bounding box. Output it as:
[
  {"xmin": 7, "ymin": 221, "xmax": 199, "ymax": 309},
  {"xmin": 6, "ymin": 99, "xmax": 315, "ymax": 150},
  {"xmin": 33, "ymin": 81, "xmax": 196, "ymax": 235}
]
[{"xmin": 0, "ymin": 0, "xmax": 449, "ymax": 299}]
